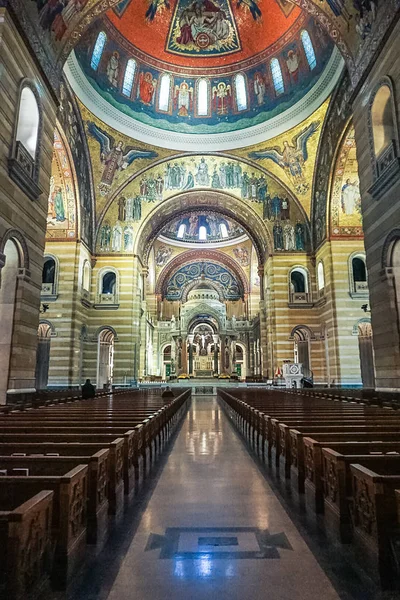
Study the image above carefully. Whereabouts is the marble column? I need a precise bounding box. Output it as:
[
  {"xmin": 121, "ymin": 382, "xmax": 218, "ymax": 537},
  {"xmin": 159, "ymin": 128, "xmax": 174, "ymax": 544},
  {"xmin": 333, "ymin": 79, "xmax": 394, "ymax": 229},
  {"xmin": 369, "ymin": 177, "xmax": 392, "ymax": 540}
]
[
  {"xmin": 181, "ymin": 336, "xmax": 188, "ymax": 374},
  {"xmin": 188, "ymin": 334, "xmax": 194, "ymax": 376},
  {"xmin": 220, "ymin": 336, "xmax": 225, "ymax": 374},
  {"xmin": 213, "ymin": 334, "xmax": 219, "ymax": 374}
]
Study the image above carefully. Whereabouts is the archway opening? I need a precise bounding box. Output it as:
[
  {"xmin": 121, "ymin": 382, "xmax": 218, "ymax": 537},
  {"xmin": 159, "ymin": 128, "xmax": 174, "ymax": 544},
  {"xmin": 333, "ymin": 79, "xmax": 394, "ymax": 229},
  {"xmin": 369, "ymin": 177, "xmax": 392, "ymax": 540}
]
[
  {"xmin": 0, "ymin": 239, "xmax": 20, "ymax": 402},
  {"xmin": 97, "ymin": 328, "xmax": 115, "ymax": 389},
  {"xmin": 35, "ymin": 323, "xmax": 52, "ymax": 390},
  {"xmin": 293, "ymin": 327, "xmax": 312, "ymax": 379},
  {"xmin": 357, "ymin": 322, "xmax": 375, "ymax": 389}
]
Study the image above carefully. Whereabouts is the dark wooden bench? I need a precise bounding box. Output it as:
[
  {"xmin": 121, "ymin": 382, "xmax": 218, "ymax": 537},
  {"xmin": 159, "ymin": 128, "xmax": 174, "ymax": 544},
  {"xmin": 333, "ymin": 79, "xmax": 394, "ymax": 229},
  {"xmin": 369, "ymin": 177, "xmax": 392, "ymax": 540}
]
[
  {"xmin": 0, "ymin": 452, "xmax": 109, "ymax": 546},
  {"xmin": 0, "ymin": 489, "xmax": 54, "ymax": 600},
  {"xmin": 0, "ymin": 440, "xmax": 124, "ymax": 516},
  {"xmin": 350, "ymin": 463, "xmax": 400, "ymax": 589},
  {"xmin": 291, "ymin": 431, "xmax": 400, "ymax": 503},
  {"xmin": 0, "ymin": 464, "xmax": 88, "ymax": 589},
  {"xmin": 321, "ymin": 449, "xmax": 400, "ymax": 543}
]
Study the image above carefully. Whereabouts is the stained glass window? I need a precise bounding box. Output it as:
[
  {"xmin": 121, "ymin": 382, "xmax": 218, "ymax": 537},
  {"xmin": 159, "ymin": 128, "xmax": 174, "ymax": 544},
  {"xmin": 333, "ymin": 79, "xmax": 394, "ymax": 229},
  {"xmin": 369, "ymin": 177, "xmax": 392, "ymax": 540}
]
[
  {"xmin": 91, "ymin": 32, "xmax": 107, "ymax": 71},
  {"xmin": 177, "ymin": 224, "xmax": 185, "ymax": 238},
  {"xmin": 270, "ymin": 59, "xmax": 284, "ymax": 96},
  {"xmin": 199, "ymin": 226, "xmax": 207, "ymax": 241},
  {"xmin": 197, "ymin": 79, "xmax": 209, "ymax": 116},
  {"xmin": 235, "ymin": 73, "xmax": 247, "ymax": 111},
  {"xmin": 220, "ymin": 223, "xmax": 228, "ymax": 238},
  {"xmin": 122, "ymin": 59, "xmax": 137, "ymax": 97},
  {"xmin": 301, "ymin": 30, "xmax": 317, "ymax": 70},
  {"xmin": 158, "ymin": 74, "xmax": 172, "ymax": 112}
]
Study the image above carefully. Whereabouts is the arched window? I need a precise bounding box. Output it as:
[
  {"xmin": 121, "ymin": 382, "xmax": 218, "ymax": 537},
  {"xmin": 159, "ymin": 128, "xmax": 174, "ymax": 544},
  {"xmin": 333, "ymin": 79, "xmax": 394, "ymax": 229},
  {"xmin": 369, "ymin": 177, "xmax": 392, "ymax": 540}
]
[
  {"xmin": 16, "ymin": 87, "xmax": 40, "ymax": 159},
  {"xmin": 42, "ymin": 258, "xmax": 55, "ymax": 284},
  {"xmin": 82, "ymin": 260, "xmax": 91, "ymax": 292},
  {"xmin": 102, "ymin": 272, "xmax": 116, "ymax": 295},
  {"xmin": 371, "ymin": 84, "xmax": 396, "ymax": 158},
  {"xmin": 91, "ymin": 31, "xmax": 107, "ymax": 71},
  {"xmin": 301, "ymin": 30, "xmax": 317, "ymax": 70},
  {"xmin": 317, "ymin": 261, "xmax": 325, "ymax": 293},
  {"xmin": 220, "ymin": 223, "xmax": 228, "ymax": 238},
  {"xmin": 289, "ymin": 267, "xmax": 309, "ymax": 303},
  {"xmin": 97, "ymin": 328, "xmax": 115, "ymax": 388},
  {"xmin": 199, "ymin": 226, "xmax": 207, "ymax": 241},
  {"xmin": 158, "ymin": 74, "xmax": 172, "ymax": 112},
  {"xmin": 351, "ymin": 257, "xmax": 368, "ymax": 296},
  {"xmin": 177, "ymin": 224, "xmax": 185, "ymax": 238},
  {"xmin": 197, "ymin": 79, "xmax": 209, "ymax": 116},
  {"xmin": 291, "ymin": 271, "xmax": 306, "ymax": 293},
  {"xmin": 122, "ymin": 59, "xmax": 137, "ymax": 97},
  {"xmin": 270, "ymin": 58, "xmax": 284, "ymax": 96},
  {"xmin": 42, "ymin": 257, "xmax": 57, "ymax": 295},
  {"xmin": 234, "ymin": 73, "xmax": 247, "ymax": 112}
]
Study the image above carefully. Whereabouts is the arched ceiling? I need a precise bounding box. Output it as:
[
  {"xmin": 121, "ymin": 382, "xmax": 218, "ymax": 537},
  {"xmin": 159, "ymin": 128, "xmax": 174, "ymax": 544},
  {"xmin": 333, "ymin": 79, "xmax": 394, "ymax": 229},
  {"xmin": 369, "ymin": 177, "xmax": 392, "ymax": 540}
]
[
  {"xmin": 155, "ymin": 248, "xmax": 250, "ymax": 298},
  {"xmin": 159, "ymin": 210, "xmax": 247, "ymax": 245},
  {"xmin": 65, "ymin": 0, "xmax": 344, "ymax": 148},
  {"xmin": 133, "ymin": 189, "xmax": 272, "ymax": 263}
]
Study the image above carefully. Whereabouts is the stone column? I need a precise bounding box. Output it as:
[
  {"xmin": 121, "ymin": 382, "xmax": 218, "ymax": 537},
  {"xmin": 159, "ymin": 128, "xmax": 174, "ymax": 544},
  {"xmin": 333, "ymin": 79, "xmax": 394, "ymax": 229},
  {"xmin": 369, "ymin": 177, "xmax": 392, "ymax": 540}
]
[
  {"xmin": 181, "ymin": 336, "xmax": 188, "ymax": 374},
  {"xmin": 213, "ymin": 334, "xmax": 219, "ymax": 374},
  {"xmin": 188, "ymin": 334, "xmax": 194, "ymax": 376},
  {"xmin": 220, "ymin": 336, "xmax": 225, "ymax": 374}
]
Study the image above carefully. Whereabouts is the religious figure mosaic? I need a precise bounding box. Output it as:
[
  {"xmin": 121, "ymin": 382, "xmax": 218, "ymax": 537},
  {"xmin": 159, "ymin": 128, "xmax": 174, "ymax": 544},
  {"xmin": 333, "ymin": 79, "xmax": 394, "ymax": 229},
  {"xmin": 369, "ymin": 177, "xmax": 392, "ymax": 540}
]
[
  {"xmin": 161, "ymin": 212, "xmax": 243, "ymax": 243},
  {"xmin": 87, "ymin": 121, "xmax": 158, "ymax": 194},
  {"xmin": 96, "ymin": 154, "xmax": 309, "ymax": 254},
  {"xmin": 74, "ymin": 16, "xmax": 333, "ymax": 134},
  {"xmin": 46, "ymin": 128, "xmax": 77, "ymax": 240},
  {"xmin": 330, "ymin": 125, "xmax": 363, "ymax": 237},
  {"xmin": 166, "ymin": 0, "xmax": 241, "ymax": 56},
  {"xmin": 248, "ymin": 121, "xmax": 320, "ymax": 195}
]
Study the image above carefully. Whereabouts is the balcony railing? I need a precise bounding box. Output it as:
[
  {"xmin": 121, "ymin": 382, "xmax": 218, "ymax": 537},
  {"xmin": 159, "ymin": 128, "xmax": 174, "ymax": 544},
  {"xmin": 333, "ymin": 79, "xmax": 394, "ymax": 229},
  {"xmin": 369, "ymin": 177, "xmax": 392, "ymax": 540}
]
[
  {"xmin": 355, "ymin": 281, "xmax": 368, "ymax": 293},
  {"xmin": 290, "ymin": 292, "xmax": 310, "ymax": 304},
  {"xmin": 100, "ymin": 293, "xmax": 116, "ymax": 304},
  {"xmin": 41, "ymin": 283, "xmax": 53, "ymax": 295}
]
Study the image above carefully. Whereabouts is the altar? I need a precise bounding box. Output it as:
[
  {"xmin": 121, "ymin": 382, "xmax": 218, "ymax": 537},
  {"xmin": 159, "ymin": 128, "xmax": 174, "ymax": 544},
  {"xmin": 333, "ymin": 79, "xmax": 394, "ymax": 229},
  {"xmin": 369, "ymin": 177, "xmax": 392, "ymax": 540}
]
[{"xmin": 194, "ymin": 355, "xmax": 214, "ymax": 378}]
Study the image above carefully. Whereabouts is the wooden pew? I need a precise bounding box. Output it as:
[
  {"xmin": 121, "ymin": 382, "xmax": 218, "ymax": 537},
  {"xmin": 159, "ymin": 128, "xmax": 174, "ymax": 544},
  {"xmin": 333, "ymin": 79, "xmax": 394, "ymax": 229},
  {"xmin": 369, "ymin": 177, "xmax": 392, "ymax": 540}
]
[
  {"xmin": 0, "ymin": 464, "xmax": 88, "ymax": 590},
  {"xmin": 291, "ymin": 431, "xmax": 400, "ymax": 504},
  {"xmin": 321, "ymin": 450, "xmax": 400, "ymax": 543},
  {"xmin": 350, "ymin": 463, "xmax": 400, "ymax": 589},
  {"xmin": 0, "ymin": 452, "xmax": 109, "ymax": 547},
  {"xmin": 0, "ymin": 489, "xmax": 54, "ymax": 600}
]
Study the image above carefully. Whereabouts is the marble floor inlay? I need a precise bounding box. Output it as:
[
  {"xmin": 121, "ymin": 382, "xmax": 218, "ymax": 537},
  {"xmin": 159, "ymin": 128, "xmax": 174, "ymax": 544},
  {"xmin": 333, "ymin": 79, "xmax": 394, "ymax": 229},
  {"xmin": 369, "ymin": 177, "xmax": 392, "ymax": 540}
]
[{"xmin": 96, "ymin": 396, "xmax": 343, "ymax": 600}]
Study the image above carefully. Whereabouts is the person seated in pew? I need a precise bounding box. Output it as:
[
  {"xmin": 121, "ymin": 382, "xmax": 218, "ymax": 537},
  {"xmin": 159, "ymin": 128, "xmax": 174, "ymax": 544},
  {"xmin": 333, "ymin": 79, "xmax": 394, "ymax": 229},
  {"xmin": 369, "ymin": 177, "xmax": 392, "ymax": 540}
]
[
  {"xmin": 161, "ymin": 386, "xmax": 174, "ymax": 399},
  {"xmin": 82, "ymin": 379, "xmax": 96, "ymax": 399}
]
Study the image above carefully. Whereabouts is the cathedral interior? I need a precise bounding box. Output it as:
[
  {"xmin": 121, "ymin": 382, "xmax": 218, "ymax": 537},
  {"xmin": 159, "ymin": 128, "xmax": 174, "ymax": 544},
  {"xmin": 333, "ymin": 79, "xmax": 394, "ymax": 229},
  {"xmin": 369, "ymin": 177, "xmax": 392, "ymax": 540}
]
[{"xmin": 1, "ymin": 0, "xmax": 400, "ymax": 598}]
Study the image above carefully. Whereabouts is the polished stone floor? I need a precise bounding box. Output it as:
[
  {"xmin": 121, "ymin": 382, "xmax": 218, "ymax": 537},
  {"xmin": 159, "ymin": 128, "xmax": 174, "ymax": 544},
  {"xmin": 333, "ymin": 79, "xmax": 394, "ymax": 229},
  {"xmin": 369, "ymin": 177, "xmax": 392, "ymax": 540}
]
[
  {"xmin": 74, "ymin": 396, "xmax": 344, "ymax": 600},
  {"xmin": 69, "ymin": 395, "xmax": 394, "ymax": 600}
]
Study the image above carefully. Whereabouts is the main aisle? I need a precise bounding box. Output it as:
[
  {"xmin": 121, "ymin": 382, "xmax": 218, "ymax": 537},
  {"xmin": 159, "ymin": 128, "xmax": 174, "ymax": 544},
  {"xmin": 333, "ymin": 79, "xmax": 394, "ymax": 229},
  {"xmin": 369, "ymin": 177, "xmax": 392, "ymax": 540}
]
[{"xmin": 81, "ymin": 396, "xmax": 339, "ymax": 600}]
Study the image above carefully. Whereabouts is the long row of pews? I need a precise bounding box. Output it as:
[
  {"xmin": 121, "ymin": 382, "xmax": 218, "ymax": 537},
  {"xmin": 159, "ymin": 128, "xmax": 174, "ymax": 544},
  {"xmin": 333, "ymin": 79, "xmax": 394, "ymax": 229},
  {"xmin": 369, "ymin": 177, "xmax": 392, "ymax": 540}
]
[
  {"xmin": 0, "ymin": 387, "xmax": 191, "ymax": 600},
  {"xmin": 218, "ymin": 387, "xmax": 400, "ymax": 590}
]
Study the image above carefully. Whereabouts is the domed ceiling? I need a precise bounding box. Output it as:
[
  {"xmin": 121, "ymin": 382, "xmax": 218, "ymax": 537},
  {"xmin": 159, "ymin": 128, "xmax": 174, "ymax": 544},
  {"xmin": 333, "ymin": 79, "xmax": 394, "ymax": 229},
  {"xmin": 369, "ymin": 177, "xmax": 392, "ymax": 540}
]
[
  {"xmin": 159, "ymin": 211, "xmax": 246, "ymax": 245},
  {"xmin": 65, "ymin": 0, "xmax": 344, "ymax": 150}
]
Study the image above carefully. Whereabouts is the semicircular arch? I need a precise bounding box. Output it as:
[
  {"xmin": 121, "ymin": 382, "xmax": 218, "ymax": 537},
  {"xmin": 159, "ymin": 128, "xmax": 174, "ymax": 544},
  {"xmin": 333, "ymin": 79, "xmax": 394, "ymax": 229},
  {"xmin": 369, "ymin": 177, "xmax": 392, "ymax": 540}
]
[
  {"xmin": 155, "ymin": 249, "xmax": 250, "ymax": 298},
  {"xmin": 135, "ymin": 190, "xmax": 271, "ymax": 265}
]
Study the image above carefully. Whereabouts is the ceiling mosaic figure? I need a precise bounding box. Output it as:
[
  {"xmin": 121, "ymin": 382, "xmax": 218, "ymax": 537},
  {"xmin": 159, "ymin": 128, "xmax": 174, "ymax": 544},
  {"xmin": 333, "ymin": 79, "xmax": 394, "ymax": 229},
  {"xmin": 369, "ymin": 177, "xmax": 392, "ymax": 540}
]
[
  {"xmin": 95, "ymin": 154, "xmax": 309, "ymax": 255},
  {"xmin": 46, "ymin": 127, "xmax": 78, "ymax": 241},
  {"xmin": 330, "ymin": 124, "xmax": 363, "ymax": 238},
  {"xmin": 166, "ymin": 0, "xmax": 241, "ymax": 56}
]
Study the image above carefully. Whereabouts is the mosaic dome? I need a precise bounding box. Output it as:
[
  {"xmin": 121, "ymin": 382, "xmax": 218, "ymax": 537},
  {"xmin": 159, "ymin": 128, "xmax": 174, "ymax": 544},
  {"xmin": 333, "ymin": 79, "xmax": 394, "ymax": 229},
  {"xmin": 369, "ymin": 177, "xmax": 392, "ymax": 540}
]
[
  {"xmin": 159, "ymin": 211, "xmax": 246, "ymax": 245},
  {"xmin": 65, "ymin": 0, "xmax": 343, "ymax": 149}
]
